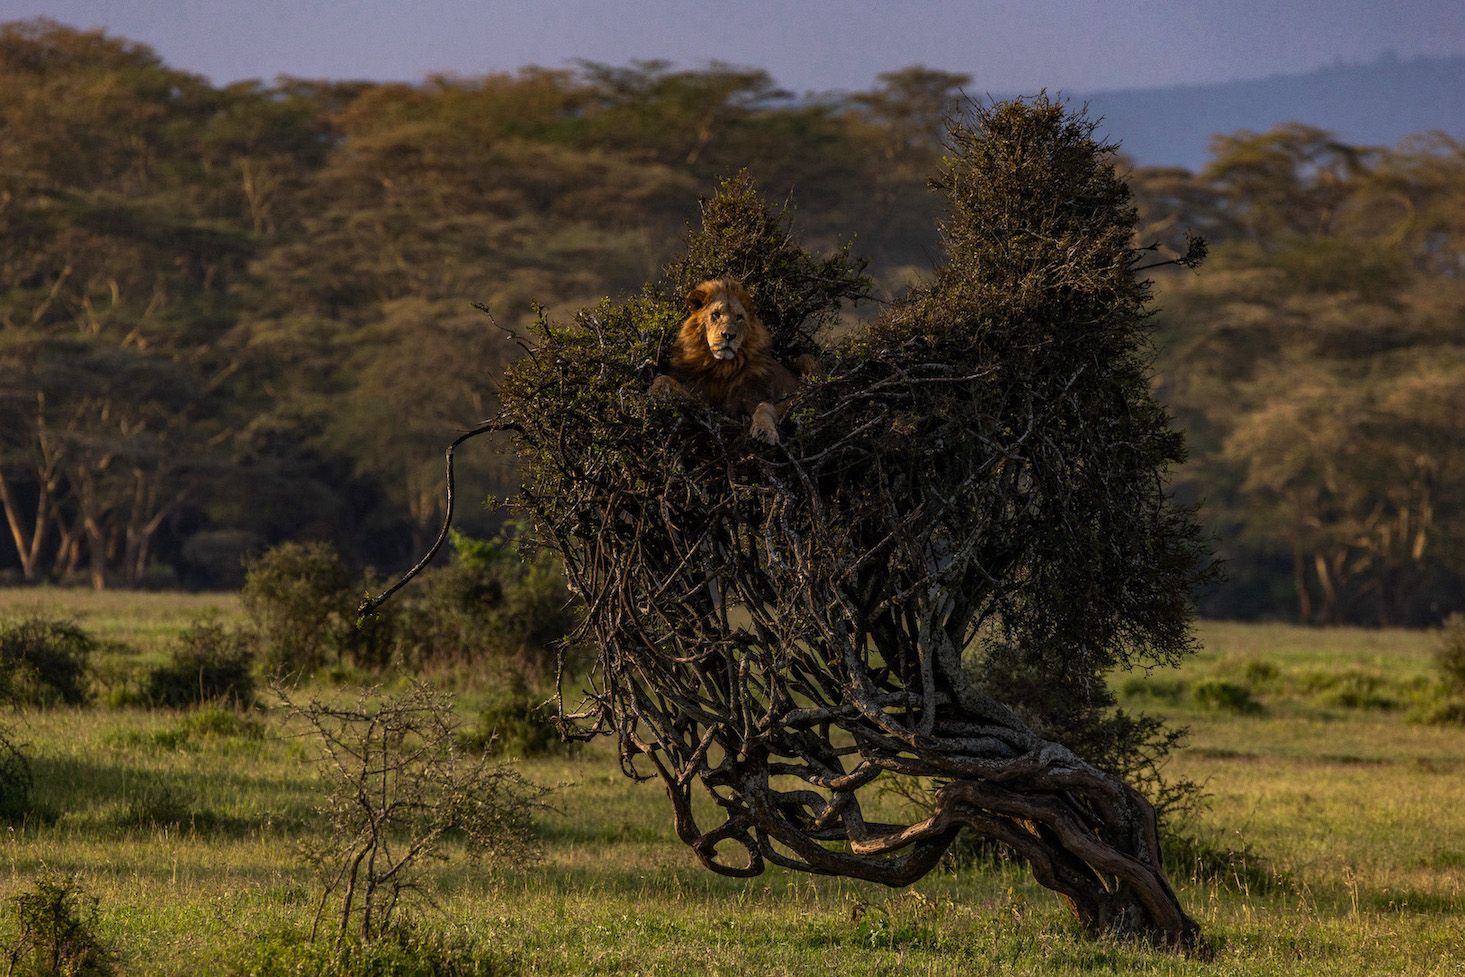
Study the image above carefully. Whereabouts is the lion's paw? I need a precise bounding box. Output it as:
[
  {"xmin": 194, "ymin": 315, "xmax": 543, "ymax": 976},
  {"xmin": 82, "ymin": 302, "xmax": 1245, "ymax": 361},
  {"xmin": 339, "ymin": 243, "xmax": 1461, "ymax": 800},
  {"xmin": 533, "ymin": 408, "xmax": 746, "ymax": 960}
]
[
  {"xmin": 649, "ymin": 375, "xmax": 685, "ymax": 399},
  {"xmin": 750, "ymin": 405, "xmax": 780, "ymax": 444}
]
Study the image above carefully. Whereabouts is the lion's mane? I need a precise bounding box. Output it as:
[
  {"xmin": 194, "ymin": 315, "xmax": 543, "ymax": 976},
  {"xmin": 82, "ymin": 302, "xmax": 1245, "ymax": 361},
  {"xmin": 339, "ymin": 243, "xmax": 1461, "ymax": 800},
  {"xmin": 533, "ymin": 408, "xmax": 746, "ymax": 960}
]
[{"xmin": 662, "ymin": 278, "xmax": 800, "ymax": 430}]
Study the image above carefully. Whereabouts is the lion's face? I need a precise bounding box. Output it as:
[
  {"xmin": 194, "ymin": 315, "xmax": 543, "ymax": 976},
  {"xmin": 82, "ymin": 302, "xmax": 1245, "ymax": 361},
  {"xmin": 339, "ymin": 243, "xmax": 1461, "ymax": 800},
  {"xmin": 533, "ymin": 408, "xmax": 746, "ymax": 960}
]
[
  {"xmin": 687, "ymin": 280, "xmax": 754, "ymax": 361},
  {"xmin": 662, "ymin": 277, "xmax": 797, "ymax": 442}
]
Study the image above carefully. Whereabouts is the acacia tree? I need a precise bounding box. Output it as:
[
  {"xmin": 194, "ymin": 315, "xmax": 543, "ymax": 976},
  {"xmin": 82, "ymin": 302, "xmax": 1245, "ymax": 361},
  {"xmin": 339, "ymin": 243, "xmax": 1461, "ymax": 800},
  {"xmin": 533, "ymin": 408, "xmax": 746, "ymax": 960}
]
[
  {"xmin": 498, "ymin": 98, "xmax": 1210, "ymax": 945},
  {"xmin": 1223, "ymin": 350, "xmax": 1465, "ymax": 625}
]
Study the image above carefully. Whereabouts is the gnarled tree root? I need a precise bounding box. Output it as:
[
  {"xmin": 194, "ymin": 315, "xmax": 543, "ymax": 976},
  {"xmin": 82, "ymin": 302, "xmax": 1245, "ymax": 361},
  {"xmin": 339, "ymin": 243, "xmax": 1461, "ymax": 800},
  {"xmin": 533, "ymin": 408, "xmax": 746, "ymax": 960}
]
[
  {"xmin": 938, "ymin": 781, "xmax": 1202, "ymax": 951},
  {"xmin": 651, "ymin": 750, "xmax": 1203, "ymax": 953}
]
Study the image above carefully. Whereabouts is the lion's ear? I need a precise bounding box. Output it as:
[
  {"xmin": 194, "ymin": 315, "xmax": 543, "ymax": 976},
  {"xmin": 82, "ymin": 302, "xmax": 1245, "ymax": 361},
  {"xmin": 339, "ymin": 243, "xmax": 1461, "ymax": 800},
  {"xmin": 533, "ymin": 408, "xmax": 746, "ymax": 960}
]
[
  {"xmin": 685, "ymin": 283, "xmax": 712, "ymax": 314},
  {"xmin": 730, "ymin": 281, "xmax": 754, "ymax": 312}
]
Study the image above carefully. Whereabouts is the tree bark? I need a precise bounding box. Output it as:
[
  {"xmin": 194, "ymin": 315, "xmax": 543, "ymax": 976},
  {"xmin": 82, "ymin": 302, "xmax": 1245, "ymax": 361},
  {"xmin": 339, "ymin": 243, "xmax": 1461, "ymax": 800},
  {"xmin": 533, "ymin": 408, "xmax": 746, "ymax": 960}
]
[{"xmin": 0, "ymin": 467, "xmax": 48, "ymax": 580}]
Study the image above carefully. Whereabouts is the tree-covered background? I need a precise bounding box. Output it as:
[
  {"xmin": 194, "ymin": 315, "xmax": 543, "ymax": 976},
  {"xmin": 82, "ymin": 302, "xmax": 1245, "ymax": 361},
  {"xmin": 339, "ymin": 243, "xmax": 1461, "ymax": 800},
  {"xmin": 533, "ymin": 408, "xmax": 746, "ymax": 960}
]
[{"xmin": 2, "ymin": 19, "xmax": 1464, "ymax": 626}]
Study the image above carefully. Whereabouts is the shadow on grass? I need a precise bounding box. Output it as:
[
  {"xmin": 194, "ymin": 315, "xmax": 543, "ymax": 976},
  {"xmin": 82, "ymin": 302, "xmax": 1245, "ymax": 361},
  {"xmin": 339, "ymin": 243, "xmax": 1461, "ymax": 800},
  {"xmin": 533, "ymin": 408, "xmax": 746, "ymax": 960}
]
[{"xmin": 18, "ymin": 752, "xmax": 314, "ymax": 839}]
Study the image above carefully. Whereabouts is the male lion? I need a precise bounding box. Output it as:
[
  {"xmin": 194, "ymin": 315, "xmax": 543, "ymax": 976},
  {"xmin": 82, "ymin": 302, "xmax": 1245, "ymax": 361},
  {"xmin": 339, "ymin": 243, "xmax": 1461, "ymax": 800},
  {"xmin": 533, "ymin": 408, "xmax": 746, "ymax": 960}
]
[{"xmin": 650, "ymin": 278, "xmax": 816, "ymax": 444}]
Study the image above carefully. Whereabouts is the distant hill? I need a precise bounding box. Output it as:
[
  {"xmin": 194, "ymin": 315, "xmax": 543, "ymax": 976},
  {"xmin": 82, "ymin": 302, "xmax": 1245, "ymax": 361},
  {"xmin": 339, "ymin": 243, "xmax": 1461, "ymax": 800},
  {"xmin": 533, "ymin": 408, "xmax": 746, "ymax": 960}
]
[{"xmin": 1068, "ymin": 53, "xmax": 1465, "ymax": 171}]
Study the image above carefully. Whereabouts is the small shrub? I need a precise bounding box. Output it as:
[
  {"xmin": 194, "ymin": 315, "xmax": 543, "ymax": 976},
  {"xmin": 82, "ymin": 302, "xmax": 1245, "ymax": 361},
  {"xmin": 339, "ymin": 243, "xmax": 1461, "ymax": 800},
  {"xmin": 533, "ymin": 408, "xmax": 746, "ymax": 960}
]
[
  {"xmin": 278, "ymin": 681, "xmax": 550, "ymax": 946},
  {"xmin": 105, "ymin": 706, "xmax": 265, "ymax": 751},
  {"xmin": 1413, "ymin": 697, "xmax": 1465, "ymax": 726},
  {"xmin": 457, "ymin": 675, "xmax": 571, "ymax": 758},
  {"xmin": 90, "ymin": 638, "xmax": 150, "ymax": 707},
  {"xmin": 179, "ymin": 705, "xmax": 265, "ymax": 740},
  {"xmin": 146, "ymin": 619, "xmax": 258, "ymax": 708},
  {"xmin": 1304, "ymin": 668, "xmax": 1398, "ymax": 711},
  {"xmin": 1192, "ymin": 679, "xmax": 1263, "ymax": 714},
  {"xmin": 391, "ymin": 531, "xmax": 577, "ymax": 678},
  {"xmin": 344, "ymin": 572, "xmax": 401, "ymax": 671},
  {"xmin": 0, "ymin": 616, "xmax": 94, "ymax": 706},
  {"xmin": 1241, "ymin": 659, "xmax": 1279, "ymax": 685},
  {"xmin": 1118, "ymin": 675, "xmax": 1186, "ymax": 703},
  {"xmin": 1435, "ymin": 613, "xmax": 1465, "ymax": 693},
  {"xmin": 242, "ymin": 542, "xmax": 358, "ymax": 675},
  {"xmin": 6, "ymin": 875, "xmax": 114, "ymax": 977}
]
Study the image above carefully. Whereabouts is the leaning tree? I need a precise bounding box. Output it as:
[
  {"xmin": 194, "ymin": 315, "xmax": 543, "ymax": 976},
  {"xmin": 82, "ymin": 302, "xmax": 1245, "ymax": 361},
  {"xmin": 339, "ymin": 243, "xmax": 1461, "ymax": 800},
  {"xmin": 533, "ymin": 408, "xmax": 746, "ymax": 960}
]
[{"xmin": 495, "ymin": 96, "xmax": 1214, "ymax": 947}]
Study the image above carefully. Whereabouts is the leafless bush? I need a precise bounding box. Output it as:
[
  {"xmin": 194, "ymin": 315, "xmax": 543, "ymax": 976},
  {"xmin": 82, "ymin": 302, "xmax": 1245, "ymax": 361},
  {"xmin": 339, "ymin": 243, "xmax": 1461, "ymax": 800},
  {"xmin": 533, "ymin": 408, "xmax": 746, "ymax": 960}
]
[{"xmin": 276, "ymin": 680, "xmax": 550, "ymax": 947}]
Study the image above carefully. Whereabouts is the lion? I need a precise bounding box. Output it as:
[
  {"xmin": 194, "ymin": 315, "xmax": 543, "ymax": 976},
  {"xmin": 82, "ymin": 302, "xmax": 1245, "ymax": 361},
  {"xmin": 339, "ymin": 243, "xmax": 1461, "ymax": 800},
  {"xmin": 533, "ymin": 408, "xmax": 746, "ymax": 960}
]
[{"xmin": 649, "ymin": 278, "xmax": 817, "ymax": 444}]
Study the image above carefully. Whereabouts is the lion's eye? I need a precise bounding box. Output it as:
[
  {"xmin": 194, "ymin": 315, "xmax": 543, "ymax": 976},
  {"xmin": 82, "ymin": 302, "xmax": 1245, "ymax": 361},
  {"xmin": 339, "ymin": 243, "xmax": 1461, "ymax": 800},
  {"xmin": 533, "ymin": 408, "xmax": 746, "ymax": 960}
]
[{"xmin": 711, "ymin": 310, "xmax": 723, "ymax": 320}]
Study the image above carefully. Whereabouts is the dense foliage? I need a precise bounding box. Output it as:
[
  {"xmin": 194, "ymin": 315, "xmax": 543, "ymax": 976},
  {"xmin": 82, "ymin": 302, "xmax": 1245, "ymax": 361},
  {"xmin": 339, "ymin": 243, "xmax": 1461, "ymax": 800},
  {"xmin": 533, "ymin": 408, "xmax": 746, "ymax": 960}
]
[
  {"xmin": 238, "ymin": 534, "xmax": 573, "ymax": 685},
  {"xmin": 2, "ymin": 20, "xmax": 1465, "ymax": 628}
]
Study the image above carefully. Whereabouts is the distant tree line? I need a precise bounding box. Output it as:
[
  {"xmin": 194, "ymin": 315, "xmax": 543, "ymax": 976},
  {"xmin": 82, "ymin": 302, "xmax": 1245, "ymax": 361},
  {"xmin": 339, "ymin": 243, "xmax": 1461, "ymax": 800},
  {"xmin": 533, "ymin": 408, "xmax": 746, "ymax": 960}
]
[
  {"xmin": 1135, "ymin": 125, "xmax": 1465, "ymax": 625},
  {"xmin": 1, "ymin": 19, "xmax": 1463, "ymax": 624}
]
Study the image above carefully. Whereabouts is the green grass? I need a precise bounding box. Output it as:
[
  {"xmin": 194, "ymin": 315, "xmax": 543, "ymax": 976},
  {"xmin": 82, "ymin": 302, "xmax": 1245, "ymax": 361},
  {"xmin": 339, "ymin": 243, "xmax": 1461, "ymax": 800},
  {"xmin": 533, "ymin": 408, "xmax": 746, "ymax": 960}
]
[
  {"xmin": 1117, "ymin": 620, "xmax": 1465, "ymax": 935},
  {"xmin": 0, "ymin": 587, "xmax": 243, "ymax": 654},
  {"xmin": 1, "ymin": 603, "xmax": 1463, "ymax": 974}
]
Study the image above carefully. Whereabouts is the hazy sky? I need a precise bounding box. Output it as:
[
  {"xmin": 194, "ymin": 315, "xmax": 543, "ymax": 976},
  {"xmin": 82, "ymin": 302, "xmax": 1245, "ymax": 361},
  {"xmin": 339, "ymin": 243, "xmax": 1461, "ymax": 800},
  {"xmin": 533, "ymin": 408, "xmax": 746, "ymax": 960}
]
[{"xmin": 4, "ymin": 0, "xmax": 1463, "ymax": 94}]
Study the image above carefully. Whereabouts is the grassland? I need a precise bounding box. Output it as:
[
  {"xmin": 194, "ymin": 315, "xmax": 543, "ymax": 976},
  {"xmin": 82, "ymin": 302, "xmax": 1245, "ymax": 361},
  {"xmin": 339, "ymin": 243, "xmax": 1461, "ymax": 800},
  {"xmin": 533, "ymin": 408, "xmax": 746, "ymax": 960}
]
[{"xmin": 0, "ymin": 589, "xmax": 1462, "ymax": 975}]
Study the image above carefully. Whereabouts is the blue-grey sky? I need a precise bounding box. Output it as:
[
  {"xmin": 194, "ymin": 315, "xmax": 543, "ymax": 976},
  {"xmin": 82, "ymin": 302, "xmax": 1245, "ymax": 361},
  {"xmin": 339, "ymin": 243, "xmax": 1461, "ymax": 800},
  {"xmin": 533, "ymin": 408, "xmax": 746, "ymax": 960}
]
[{"xmin": 3, "ymin": 0, "xmax": 1462, "ymax": 95}]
